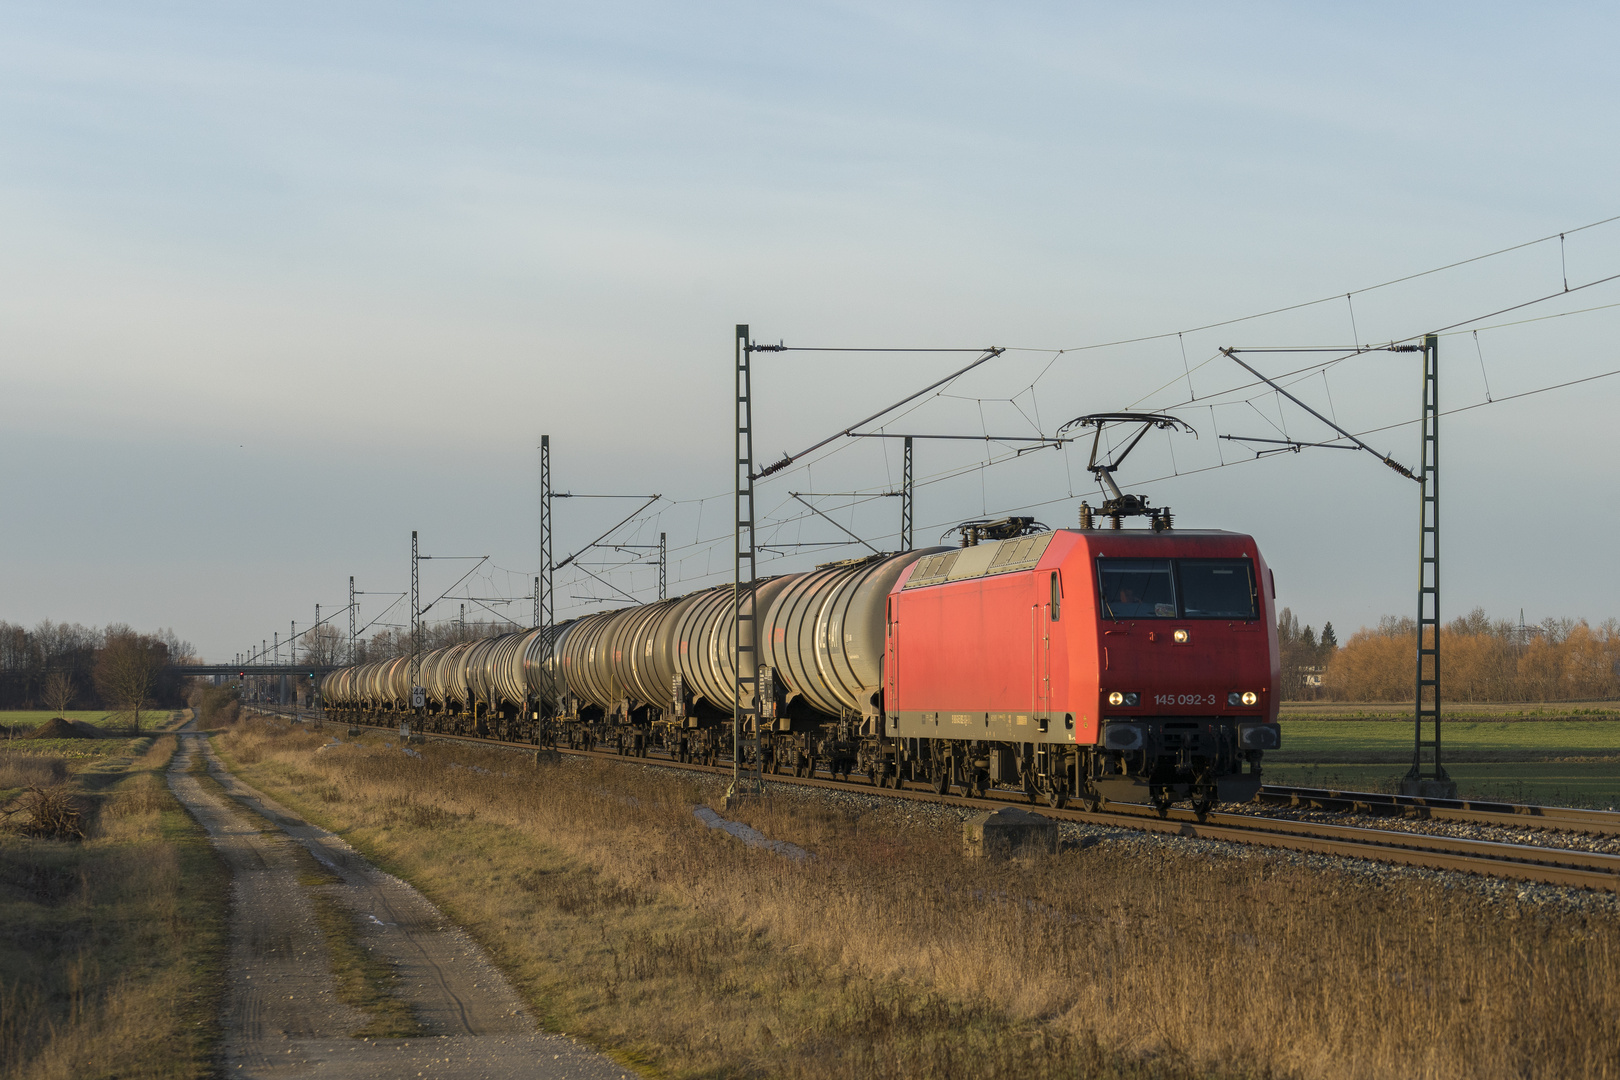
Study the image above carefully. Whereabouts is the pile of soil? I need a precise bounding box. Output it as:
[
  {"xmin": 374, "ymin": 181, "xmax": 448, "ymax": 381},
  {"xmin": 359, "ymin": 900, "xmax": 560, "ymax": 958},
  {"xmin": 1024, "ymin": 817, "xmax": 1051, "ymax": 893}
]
[{"xmin": 26, "ymin": 718, "xmax": 108, "ymax": 740}]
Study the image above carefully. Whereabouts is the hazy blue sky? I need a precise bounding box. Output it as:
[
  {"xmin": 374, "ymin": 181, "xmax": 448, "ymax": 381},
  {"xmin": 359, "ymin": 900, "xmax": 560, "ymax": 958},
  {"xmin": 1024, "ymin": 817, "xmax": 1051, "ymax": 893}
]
[{"xmin": 2, "ymin": 2, "xmax": 1618, "ymax": 660}]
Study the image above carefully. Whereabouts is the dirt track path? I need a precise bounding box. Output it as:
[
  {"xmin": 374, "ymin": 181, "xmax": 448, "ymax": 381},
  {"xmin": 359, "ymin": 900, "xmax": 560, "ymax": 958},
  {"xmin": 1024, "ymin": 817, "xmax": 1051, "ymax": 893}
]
[{"xmin": 168, "ymin": 716, "xmax": 627, "ymax": 1079}]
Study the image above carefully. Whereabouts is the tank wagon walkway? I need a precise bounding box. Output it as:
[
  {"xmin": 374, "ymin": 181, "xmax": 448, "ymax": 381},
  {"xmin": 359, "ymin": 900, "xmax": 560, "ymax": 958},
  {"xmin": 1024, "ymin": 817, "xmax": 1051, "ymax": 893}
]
[{"xmin": 167, "ymin": 716, "xmax": 628, "ymax": 1079}]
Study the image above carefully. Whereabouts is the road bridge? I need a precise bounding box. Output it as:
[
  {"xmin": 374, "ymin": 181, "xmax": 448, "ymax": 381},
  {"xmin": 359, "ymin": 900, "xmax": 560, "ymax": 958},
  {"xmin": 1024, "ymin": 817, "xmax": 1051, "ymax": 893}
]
[{"xmin": 173, "ymin": 664, "xmax": 339, "ymax": 707}]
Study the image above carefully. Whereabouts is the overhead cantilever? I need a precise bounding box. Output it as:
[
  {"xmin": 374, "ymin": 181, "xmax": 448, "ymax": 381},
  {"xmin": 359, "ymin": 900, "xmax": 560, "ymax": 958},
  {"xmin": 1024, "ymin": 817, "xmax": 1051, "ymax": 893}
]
[{"xmin": 1219, "ymin": 348, "xmax": 1416, "ymax": 480}]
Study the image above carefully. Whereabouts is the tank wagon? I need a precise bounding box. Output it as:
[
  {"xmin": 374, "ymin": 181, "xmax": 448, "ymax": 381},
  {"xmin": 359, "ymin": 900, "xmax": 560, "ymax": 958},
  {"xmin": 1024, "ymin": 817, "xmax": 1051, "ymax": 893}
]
[{"xmin": 321, "ymin": 521, "xmax": 1281, "ymax": 813}]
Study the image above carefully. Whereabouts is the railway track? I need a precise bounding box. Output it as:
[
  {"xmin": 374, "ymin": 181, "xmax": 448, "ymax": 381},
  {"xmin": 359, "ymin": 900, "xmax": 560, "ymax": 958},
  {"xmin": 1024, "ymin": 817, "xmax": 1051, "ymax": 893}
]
[
  {"xmin": 252, "ymin": 707, "xmax": 1620, "ymax": 894},
  {"xmin": 1257, "ymin": 783, "xmax": 1620, "ymax": 837}
]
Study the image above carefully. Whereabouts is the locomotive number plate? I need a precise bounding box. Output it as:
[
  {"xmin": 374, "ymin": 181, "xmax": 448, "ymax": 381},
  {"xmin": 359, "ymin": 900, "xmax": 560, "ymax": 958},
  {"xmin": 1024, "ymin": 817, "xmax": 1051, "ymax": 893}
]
[{"xmin": 1154, "ymin": 693, "xmax": 1219, "ymax": 706}]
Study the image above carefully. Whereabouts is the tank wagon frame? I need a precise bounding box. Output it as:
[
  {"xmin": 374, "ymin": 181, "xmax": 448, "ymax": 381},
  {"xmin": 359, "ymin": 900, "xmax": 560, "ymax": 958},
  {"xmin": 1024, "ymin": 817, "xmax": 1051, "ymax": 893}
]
[{"xmin": 322, "ymin": 523, "xmax": 1282, "ymax": 815}]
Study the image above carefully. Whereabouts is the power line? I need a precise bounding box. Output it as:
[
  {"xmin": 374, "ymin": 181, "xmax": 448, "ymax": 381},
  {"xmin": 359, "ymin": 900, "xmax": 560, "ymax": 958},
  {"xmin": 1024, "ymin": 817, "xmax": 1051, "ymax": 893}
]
[{"xmin": 1022, "ymin": 212, "xmax": 1620, "ymax": 355}]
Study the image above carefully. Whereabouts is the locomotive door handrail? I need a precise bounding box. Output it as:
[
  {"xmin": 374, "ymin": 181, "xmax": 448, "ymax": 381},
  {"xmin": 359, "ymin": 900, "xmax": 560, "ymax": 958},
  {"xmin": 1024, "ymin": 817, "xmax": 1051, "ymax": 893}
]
[
  {"xmin": 885, "ymin": 598, "xmax": 898, "ymax": 713},
  {"xmin": 1033, "ymin": 597, "xmax": 1052, "ymax": 717}
]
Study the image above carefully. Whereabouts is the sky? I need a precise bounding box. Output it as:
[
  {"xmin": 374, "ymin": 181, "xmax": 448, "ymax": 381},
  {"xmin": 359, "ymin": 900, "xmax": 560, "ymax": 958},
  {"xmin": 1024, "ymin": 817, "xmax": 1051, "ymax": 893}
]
[{"xmin": 1, "ymin": 2, "xmax": 1618, "ymax": 661}]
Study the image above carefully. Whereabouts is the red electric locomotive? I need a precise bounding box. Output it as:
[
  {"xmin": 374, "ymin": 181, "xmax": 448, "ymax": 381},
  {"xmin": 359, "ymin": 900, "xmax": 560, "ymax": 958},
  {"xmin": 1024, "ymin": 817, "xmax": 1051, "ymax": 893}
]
[{"xmin": 884, "ymin": 520, "xmax": 1280, "ymax": 814}]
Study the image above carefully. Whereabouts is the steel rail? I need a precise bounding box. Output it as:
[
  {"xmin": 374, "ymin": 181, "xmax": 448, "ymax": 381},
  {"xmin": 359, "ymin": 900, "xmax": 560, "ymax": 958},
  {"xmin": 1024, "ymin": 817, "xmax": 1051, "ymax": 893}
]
[
  {"xmin": 249, "ymin": 708, "xmax": 1620, "ymax": 892},
  {"xmin": 1258, "ymin": 784, "xmax": 1620, "ymax": 837}
]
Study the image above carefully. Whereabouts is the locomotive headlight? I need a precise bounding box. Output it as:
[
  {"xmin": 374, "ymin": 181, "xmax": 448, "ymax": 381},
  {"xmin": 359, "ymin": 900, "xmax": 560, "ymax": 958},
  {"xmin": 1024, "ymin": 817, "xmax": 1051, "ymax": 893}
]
[
  {"xmin": 1228, "ymin": 690, "xmax": 1259, "ymax": 707},
  {"xmin": 1109, "ymin": 691, "xmax": 1124, "ymax": 706},
  {"xmin": 1173, "ymin": 629, "xmax": 1190, "ymax": 644},
  {"xmin": 1125, "ymin": 692, "xmax": 1140, "ymax": 706},
  {"xmin": 1242, "ymin": 691, "xmax": 1258, "ymax": 706}
]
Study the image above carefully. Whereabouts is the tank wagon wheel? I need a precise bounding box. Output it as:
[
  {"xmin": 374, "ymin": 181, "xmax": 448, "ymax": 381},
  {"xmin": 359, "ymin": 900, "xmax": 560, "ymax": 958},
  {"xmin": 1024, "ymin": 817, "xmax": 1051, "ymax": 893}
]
[
  {"xmin": 931, "ymin": 765, "xmax": 950, "ymax": 796},
  {"xmin": 1150, "ymin": 786, "xmax": 1174, "ymax": 818}
]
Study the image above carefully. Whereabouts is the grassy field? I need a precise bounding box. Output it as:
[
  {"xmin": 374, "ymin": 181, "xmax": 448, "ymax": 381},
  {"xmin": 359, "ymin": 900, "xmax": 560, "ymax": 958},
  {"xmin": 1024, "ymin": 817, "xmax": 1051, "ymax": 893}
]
[
  {"xmin": 1280, "ymin": 702, "xmax": 1620, "ymax": 721},
  {"xmin": 0, "ymin": 712, "xmax": 229, "ymax": 1080},
  {"xmin": 210, "ymin": 713, "xmax": 1620, "ymax": 1080},
  {"xmin": 1268, "ymin": 707, "xmax": 1620, "ymax": 806},
  {"xmin": 0, "ymin": 710, "xmax": 187, "ymax": 762}
]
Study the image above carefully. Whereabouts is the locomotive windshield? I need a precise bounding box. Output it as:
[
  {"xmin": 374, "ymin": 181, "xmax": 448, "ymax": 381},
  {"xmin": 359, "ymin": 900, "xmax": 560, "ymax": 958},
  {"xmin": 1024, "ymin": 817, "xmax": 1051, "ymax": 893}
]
[
  {"xmin": 1098, "ymin": 559, "xmax": 1177, "ymax": 619},
  {"xmin": 1097, "ymin": 557, "xmax": 1258, "ymax": 620},
  {"xmin": 1178, "ymin": 559, "xmax": 1258, "ymax": 618}
]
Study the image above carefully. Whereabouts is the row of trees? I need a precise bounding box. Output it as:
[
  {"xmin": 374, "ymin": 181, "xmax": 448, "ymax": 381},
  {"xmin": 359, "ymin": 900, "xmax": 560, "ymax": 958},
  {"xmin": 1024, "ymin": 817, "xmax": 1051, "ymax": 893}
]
[
  {"xmin": 337, "ymin": 618, "xmax": 512, "ymax": 665},
  {"xmin": 1281, "ymin": 607, "xmax": 1620, "ymax": 702},
  {"xmin": 0, "ymin": 621, "xmax": 195, "ymax": 727},
  {"xmin": 1278, "ymin": 608, "xmax": 1338, "ymax": 699}
]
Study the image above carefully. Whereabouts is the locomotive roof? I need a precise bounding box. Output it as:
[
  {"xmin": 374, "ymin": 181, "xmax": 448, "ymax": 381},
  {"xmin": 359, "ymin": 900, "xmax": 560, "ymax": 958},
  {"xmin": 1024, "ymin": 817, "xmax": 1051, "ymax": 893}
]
[
  {"xmin": 1061, "ymin": 528, "xmax": 1251, "ymax": 538},
  {"xmin": 902, "ymin": 528, "xmax": 1258, "ymax": 591}
]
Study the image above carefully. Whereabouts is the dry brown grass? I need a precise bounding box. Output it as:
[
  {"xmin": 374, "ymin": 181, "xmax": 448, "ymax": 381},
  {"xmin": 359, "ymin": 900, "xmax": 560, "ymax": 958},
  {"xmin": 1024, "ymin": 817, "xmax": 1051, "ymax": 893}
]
[
  {"xmin": 215, "ymin": 717, "xmax": 1620, "ymax": 1080},
  {"xmin": 0, "ymin": 755, "xmax": 69, "ymax": 791},
  {"xmin": 0, "ymin": 729, "xmax": 228, "ymax": 1079}
]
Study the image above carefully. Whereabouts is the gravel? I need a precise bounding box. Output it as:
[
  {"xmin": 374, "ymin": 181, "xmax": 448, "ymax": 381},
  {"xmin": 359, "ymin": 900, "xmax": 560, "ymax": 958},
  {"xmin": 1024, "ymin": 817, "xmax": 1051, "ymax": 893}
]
[{"xmin": 1220, "ymin": 799, "xmax": 1620, "ymax": 855}]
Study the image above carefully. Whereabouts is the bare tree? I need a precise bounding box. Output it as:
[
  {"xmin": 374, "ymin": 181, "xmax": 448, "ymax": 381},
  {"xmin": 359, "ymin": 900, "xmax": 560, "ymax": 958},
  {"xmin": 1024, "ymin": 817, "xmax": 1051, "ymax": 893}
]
[
  {"xmin": 94, "ymin": 631, "xmax": 169, "ymax": 734},
  {"xmin": 301, "ymin": 624, "xmax": 347, "ymax": 668},
  {"xmin": 42, "ymin": 670, "xmax": 75, "ymax": 717}
]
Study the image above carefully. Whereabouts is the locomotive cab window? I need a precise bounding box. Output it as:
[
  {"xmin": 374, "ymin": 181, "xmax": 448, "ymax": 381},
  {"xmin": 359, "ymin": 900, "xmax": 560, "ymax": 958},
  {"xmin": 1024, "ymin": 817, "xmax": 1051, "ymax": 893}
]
[
  {"xmin": 1097, "ymin": 557, "xmax": 1258, "ymax": 620},
  {"xmin": 1178, "ymin": 559, "xmax": 1258, "ymax": 619},
  {"xmin": 1050, "ymin": 571, "xmax": 1061, "ymax": 621},
  {"xmin": 1098, "ymin": 558, "xmax": 1176, "ymax": 619}
]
